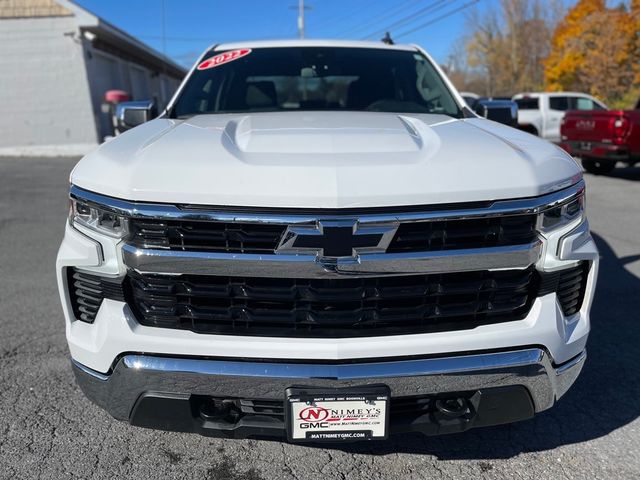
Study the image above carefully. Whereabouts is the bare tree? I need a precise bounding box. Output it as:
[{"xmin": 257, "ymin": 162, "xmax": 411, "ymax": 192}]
[{"xmin": 460, "ymin": 0, "xmax": 564, "ymax": 96}]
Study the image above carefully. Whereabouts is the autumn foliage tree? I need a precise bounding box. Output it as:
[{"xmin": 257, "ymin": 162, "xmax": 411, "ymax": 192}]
[
  {"xmin": 544, "ymin": 0, "xmax": 639, "ymax": 107},
  {"xmin": 631, "ymin": 0, "xmax": 640, "ymax": 89},
  {"xmin": 450, "ymin": 0, "xmax": 562, "ymax": 96},
  {"xmin": 451, "ymin": 0, "xmax": 640, "ymax": 107}
]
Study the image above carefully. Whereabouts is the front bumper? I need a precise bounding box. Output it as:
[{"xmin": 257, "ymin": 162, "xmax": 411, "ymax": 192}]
[
  {"xmin": 72, "ymin": 348, "xmax": 586, "ymax": 439},
  {"xmin": 58, "ymin": 181, "xmax": 598, "ymax": 438}
]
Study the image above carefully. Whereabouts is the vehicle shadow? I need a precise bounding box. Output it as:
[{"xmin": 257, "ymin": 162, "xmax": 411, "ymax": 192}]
[{"xmin": 322, "ymin": 232, "xmax": 640, "ymax": 459}]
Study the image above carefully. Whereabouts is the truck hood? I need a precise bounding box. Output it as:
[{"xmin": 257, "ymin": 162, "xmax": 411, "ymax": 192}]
[{"xmin": 71, "ymin": 111, "xmax": 581, "ymax": 208}]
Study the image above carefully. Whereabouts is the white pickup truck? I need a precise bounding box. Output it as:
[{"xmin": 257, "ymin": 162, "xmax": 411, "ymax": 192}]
[
  {"xmin": 512, "ymin": 91, "xmax": 607, "ymax": 142},
  {"xmin": 57, "ymin": 40, "xmax": 598, "ymax": 442}
]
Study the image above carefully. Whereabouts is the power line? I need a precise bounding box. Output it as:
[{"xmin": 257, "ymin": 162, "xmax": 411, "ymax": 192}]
[
  {"xmin": 160, "ymin": 0, "xmax": 167, "ymax": 60},
  {"xmin": 135, "ymin": 31, "xmax": 298, "ymax": 44},
  {"xmin": 332, "ymin": 0, "xmax": 420, "ymax": 38},
  {"xmin": 311, "ymin": 0, "xmax": 373, "ymax": 33},
  {"xmin": 135, "ymin": 35, "xmax": 214, "ymax": 42},
  {"xmin": 394, "ymin": 0, "xmax": 479, "ymax": 39},
  {"xmin": 362, "ymin": 0, "xmax": 450, "ymax": 40}
]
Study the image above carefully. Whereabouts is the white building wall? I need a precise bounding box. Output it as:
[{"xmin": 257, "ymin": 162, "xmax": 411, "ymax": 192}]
[
  {"xmin": 82, "ymin": 46, "xmax": 127, "ymax": 141},
  {"xmin": 0, "ymin": 16, "xmax": 98, "ymax": 149}
]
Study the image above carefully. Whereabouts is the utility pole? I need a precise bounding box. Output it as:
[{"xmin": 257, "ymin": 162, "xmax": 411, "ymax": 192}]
[
  {"xmin": 290, "ymin": 0, "xmax": 312, "ymax": 39},
  {"xmin": 298, "ymin": 0, "xmax": 305, "ymax": 38}
]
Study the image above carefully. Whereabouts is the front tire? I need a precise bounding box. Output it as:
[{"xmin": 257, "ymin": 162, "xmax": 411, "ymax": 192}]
[{"xmin": 582, "ymin": 157, "xmax": 616, "ymax": 175}]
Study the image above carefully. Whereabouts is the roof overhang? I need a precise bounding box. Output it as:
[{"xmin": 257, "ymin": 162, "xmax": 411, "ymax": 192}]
[{"xmin": 56, "ymin": 0, "xmax": 186, "ymax": 78}]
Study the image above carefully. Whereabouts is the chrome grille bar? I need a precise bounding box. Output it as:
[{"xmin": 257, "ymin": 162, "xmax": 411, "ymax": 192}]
[
  {"xmin": 121, "ymin": 241, "xmax": 542, "ymax": 278},
  {"xmin": 69, "ymin": 182, "xmax": 584, "ymax": 279},
  {"xmin": 70, "ymin": 181, "xmax": 584, "ymax": 225}
]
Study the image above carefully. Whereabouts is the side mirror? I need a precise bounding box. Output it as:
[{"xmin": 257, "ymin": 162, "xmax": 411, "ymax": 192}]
[
  {"xmin": 474, "ymin": 100, "xmax": 518, "ymax": 127},
  {"xmin": 115, "ymin": 100, "xmax": 157, "ymax": 132}
]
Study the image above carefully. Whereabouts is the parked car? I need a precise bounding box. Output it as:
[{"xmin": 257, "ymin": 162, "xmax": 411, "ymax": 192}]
[
  {"xmin": 460, "ymin": 93, "xmax": 519, "ymax": 127},
  {"xmin": 512, "ymin": 92, "xmax": 607, "ymax": 142},
  {"xmin": 473, "ymin": 99, "xmax": 518, "ymax": 127},
  {"xmin": 57, "ymin": 40, "xmax": 597, "ymax": 442},
  {"xmin": 560, "ymin": 99, "xmax": 640, "ymax": 174}
]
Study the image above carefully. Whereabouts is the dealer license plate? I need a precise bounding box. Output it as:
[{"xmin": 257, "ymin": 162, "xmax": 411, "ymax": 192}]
[{"xmin": 285, "ymin": 386, "xmax": 390, "ymax": 442}]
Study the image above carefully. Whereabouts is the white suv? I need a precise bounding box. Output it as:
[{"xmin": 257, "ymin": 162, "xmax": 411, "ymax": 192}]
[
  {"xmin": 57, "ymin": 40, "xmax": 598, "ymax": 443},
  {"xmin": 513, "ymin": 92, "xmax": 607, "ymax": 142}
]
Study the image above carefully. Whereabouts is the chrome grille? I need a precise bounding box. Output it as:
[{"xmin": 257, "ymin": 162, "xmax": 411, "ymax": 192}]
[{"xmin": 68, "ymin": 183, "xmax": 588, "ymax": 336}]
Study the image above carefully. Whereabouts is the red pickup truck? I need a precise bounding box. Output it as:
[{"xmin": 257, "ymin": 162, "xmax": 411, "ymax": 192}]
[{"xmin": 560, "ymin": 99, "xmax": 640, "ymax": 174}]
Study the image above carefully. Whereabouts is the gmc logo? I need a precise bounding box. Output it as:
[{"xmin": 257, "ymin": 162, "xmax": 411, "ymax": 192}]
[{"xmin": 300, "ymin": 422, "xmax": 330, "ymax": 429}]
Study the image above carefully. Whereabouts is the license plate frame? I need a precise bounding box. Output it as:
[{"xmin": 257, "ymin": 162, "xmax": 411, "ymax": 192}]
[{"xmin": 285, "ymin": 385, "xmax": 390, "ymax": 443}]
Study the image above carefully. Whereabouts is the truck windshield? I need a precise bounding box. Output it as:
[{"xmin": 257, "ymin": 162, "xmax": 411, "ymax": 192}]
[{"xmin": 171, "ymin": 47, "xmax": 462, "ymax": 118}]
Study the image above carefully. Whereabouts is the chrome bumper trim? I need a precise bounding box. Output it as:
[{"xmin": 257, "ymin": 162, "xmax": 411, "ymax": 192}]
[
  {"xmin": 555, "ymin": 349, "xmax": 587, "ymax": 375},
  {"xmin": 121, "ymin": 349, "xmax": 544, "ymax": 379},
  {"xmin": 72, "ymin": 348, "xmax": 586, "ymax": 421},
  {"xmin": 121, "ymin": 241, "xmax": 542, "ymax": 278},
  {"xmin": 72, "ymin": 358, "xmax": 109, "ymax": 381}
]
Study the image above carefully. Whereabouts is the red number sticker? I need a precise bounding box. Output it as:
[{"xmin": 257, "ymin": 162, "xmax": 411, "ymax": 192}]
[{"xmin": 197, "ymin": 49, "xmax": 252, "ymax": 70}]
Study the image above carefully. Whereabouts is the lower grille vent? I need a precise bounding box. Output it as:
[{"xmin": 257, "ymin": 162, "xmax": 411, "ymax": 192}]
[
  {"xmin": 197, "ymin": 395, "xmax": 452, "ymax": 422},
  {"xmin": 67, "ymin": 269, "xmax": 125, "ymax": 323},
  {"xmin": 538, "ymin": 262, "xmax": 589, "ymax": 316}
]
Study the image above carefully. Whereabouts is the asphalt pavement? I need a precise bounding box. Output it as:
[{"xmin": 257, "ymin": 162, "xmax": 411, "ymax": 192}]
[{"xmin": 0, "ymin": 156, "xmax": 638, "ymax": 479}]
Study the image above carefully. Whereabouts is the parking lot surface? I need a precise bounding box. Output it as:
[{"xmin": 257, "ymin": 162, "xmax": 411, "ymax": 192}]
[{"xmin": 0, "ymin": 156, "xmax": 638, "ymax": 479}]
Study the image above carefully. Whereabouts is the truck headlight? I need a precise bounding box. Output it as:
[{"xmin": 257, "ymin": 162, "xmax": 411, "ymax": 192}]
[
  {"xmin": 69, "ymin": 198, "xmax": 128, "ymax": 238},
  {"xmin": 538, "ymin": 193, "xmax": 584, "ymax": 233}
]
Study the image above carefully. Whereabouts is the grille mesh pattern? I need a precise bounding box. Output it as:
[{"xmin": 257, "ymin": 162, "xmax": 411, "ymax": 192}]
[
  {"xmin": 128, "ymin": 214, "xmax": 539, "ymax": 255},
  {"xmin": 125, "ymin": 269, "xmax": 537, "ymax": 337},
  {"xmin": 388, "ymin": 215, "xmax": 538, "ymax": 252},
  {"xmin": 129, "ymin": 219, "xmax": 286, "ymax": 254}
]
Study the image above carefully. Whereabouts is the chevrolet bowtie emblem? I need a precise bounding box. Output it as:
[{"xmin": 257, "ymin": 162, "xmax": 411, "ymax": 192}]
[{"xmin": 275, "ymin": 220, "xmax": 399, "ymax": 258}]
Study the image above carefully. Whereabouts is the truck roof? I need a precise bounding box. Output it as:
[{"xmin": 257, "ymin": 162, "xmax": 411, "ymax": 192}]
[
  {"xmin": 513, "ymin": 92, "xmax": 594, "ymax": 98},
  {"xmin": 212, "ymin": 39, "xmax": 418, "ymax": 52}
]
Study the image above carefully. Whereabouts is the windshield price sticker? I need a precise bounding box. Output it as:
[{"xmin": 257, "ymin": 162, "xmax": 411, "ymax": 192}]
[
  {"xmin": 288, "ymin": 394, "xmax": 389, "ymax": 442},
  {"xmin": 197, "ymin": 49, "xmax": 252, "ymax": 70}
]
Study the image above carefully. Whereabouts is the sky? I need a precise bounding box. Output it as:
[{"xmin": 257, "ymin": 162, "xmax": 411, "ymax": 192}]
[{"xmin": 73, "ymin": 0, "xmax": 498, "ymax": 68}]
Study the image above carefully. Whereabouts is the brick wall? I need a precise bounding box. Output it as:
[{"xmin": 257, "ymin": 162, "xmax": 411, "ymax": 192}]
[{"xmin": 0, "ymin": 0, "xmax": 72, "ymax": 19}]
